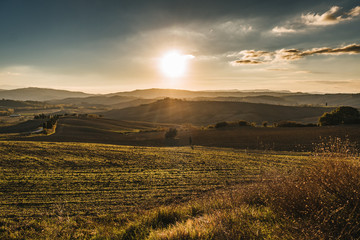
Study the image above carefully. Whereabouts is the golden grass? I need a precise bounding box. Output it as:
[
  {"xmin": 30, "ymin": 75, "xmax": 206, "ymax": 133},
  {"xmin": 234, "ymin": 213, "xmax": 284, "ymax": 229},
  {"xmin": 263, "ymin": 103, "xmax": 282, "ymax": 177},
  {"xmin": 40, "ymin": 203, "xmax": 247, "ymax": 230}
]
[{"xmin": 1, "ymin": 139, "xmax": 360, "ymax": 239}]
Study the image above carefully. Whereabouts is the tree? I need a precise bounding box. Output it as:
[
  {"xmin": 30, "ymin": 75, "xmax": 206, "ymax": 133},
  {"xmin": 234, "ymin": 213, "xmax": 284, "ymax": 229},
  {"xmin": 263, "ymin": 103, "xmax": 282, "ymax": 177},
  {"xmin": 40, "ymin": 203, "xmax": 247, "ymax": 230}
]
[
  {"xmin": 319, "ymin": 106, "xmax": 360, "ymax": 126},
  {"xmin": 165, "ymin": 128, "xmax": 177, "ymax": 139},
  {"xmin": 239, "ymin": 120, "xmax": 251, "ymax": 126},
  {"xmin": 215, "ymin": 121, "xmax": 228, "ymax": 128}
]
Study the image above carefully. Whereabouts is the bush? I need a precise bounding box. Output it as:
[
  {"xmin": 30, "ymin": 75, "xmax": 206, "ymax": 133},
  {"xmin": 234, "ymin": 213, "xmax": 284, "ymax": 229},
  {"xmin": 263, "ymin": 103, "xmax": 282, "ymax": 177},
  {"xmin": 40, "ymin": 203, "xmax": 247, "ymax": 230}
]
[
  {"xmin": 165, "ymin": 128, "xmax": 177, "ymax": 139},
  {"xmin": 238, "ymin": 120, "xmax": 251, "ymax": 126},
  {"xmin": 319, "ymin": 106, "xmax": 360, "ymax": 126},
  {"xmin": 257, "ymin": 138, "xmax": 360, "ymax": 239},
  {"xmin": 274, "ymin": 121, "xmax": 316, "ymax": 127},
  {"xmin": 264, "ymin": 159, "xmax": 360, "ymax": 239},
  {"xmin": 215, "ymin": 121, "xmax": 228, "ymax": 128}
]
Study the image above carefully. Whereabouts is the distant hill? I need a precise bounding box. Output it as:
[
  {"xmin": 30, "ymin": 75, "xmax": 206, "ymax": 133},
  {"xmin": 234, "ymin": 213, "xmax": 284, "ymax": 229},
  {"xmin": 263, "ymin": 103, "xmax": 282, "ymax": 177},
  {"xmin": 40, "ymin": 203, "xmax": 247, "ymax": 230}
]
[
  {"xmin": 102, "ymin": 98, "xmax": 334, "ymax": 125},
  {"xmin": 2, "ymin": 87, "xmax": 359, "ymax": 109},
  {"xmin": 0, "ymin": 87, "xmax": 92, "ymax": 101},
  {"xmin": 106, "ymin": 89, "xmax": 360, "ymax": 108},
  {"xmin": 192, "ymin": 95, "xmax": 297, "ymax": 106},
  {"xmin": 0, "ymin": 99, "xmax": 49, "ymax": 108},
  {"xmin": 107, "ymin": 88, "xmax": 295, "ymax": 99},
  {"xmin": 0, "ymin": 99, "xmax": 56, "ymax": 116},
  {"xmin": 285, "ymin": 94, "xmax": 360, "ymax": 108},
  {"xmin": 48, "ymin": 95, "xmax": 156, "ymax": 109},
  {"xmin": 192, "ymin": 94, "xmax": 360, "ymax": 108}
]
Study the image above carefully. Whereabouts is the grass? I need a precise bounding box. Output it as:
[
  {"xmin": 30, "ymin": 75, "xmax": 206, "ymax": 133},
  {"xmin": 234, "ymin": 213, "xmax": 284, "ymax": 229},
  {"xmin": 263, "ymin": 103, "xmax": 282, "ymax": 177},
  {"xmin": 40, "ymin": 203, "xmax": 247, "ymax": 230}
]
[
  {"xmin": 0, "ymin": 141, "xmax": 308, "ymax": 219},
  {"xmin": 1, "ymin": 139, "xmax": 359, "ymax": 239}
]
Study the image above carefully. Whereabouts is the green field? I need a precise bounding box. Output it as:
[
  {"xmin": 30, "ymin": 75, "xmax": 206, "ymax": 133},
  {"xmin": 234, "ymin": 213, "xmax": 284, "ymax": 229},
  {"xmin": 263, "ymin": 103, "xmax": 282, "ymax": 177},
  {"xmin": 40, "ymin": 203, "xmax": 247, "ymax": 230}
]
[{"xmin": 0, "ymin": 141, "xmax": 309, "ymax": 219}]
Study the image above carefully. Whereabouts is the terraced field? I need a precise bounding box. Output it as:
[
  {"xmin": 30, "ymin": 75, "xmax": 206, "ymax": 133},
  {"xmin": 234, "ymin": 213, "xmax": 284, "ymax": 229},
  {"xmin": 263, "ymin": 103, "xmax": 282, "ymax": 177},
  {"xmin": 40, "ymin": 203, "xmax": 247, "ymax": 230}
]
[{"xmin": 0, "ymin": 141, "xmax": 309, "ymax": 219}]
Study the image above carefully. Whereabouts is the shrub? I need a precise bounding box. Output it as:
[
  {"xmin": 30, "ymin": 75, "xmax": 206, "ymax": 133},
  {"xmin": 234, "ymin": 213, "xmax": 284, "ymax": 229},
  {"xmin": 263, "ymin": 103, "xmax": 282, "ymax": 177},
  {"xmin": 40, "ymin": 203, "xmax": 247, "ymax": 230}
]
[
  {"xmin": 165, "ymin": 128, "xmax": 177, "ymax": 139},
  {"xmin": 274, "ymin": 121, "xmax": 316, "ymax": 127},
  {"xmin": 274, "ymin": 121, "xmax": 300, "ymax": 127},
  {"xmin": 261, "ymin": 138, "xmax": 360, "ymax": 239},
  {"xmin": 319, "ymin": 106, "xmax": 360, "ymax": 126},
  {"xmin": 215, "ymin": 121, "xmax": 228, "ymax": 128},
  {"xmin": 238, "ymin": 120, "xmax": 251, "ymax": 126}
]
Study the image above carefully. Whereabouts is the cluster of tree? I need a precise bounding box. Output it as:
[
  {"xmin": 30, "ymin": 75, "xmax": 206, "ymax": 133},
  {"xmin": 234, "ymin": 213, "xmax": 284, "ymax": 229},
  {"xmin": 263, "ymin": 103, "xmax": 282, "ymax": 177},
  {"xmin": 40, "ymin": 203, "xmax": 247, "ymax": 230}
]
[
  {"xmin": 42, "ymin": 115, "xmax": 60, "ymax": 129},
  {"xmin": 319, "ymin": 106, "xmax": 360, "ymax": 126},
  {"xmin": 34, "ymin": 113, "xmax": 49, "ymax": 119},
  {"xmin": 35, "ymin": 114, "xmax": 62, "ymax": 129},
  {"xmin": 165, "ymin": 128, "xmax": 178, "ymax": 139},
  {"xmin": 214, "ymin": 120, "xmax": 253, "ymax": 129},
  {"xmin": 274, "ymin": 121, "xmax": 317, "ymax": 128},
  {"xmin": 77, "ymin": 113, "xmax": 103, "ymax": 118},
  {"xmin": 206, "ymin": 106, "xmax": 360, "ymax": 129}
]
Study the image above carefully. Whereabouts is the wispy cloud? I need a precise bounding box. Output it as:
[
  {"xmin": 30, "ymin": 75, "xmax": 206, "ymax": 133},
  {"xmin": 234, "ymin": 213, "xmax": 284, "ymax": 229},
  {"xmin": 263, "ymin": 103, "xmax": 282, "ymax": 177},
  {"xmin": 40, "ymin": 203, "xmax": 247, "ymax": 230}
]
[
  {"xmin": 233, "ymin": 59, "xmax": 262, "ymax": 65},
  {"xmin": 348, "ymin": 6, "xmax": 360, "ymax": 17},
  {"xmin": 214, "ymin": 20, "xmax": 253, "ymax": 35},
  {"xmin": 272, "ymin": 5, "xmax": 360, "ymax": 33},
  {"xmin": 302, "ymin": 6, "xmax": 351, "ymax": 26},
  {"xmin": 231, "ymin": 43, "xmax": 360, "ymax": 65},
  {"xmin": 266, "ymin": 68, "xmax": 313, "ymax": 74},
  {"xmin": 272, "ymin": 26, "xmax": 296, "ymax": 33}
]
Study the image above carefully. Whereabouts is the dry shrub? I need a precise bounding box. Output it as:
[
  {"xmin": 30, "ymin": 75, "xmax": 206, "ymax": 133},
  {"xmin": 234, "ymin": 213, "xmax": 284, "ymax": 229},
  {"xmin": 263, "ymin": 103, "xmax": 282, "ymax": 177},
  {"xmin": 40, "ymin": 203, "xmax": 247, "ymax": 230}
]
[
  {"xmin": 263, "ymin": 138, "xmax": 360, "ymax": 239},
  {"xmin": 312, "ymin": 136, "xmax": 359, "ymax": 158}
]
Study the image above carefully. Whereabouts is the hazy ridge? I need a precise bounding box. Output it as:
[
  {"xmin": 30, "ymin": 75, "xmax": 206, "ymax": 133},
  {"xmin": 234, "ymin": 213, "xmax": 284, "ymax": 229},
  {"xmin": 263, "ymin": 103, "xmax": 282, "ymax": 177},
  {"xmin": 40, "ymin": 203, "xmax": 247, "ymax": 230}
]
[
  {"xmin": 102, "ymin": 98, "xmax": 334, "ymax": 125},
  {"xmin": 1, "ymin": 88, "xmax": 359, "ymax": 109}
]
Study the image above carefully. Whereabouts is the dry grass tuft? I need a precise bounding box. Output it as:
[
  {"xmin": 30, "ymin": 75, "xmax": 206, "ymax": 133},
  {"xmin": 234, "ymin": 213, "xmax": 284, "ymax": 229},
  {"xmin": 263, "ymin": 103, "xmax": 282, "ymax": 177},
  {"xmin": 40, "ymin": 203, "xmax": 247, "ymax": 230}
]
[{"xmin": 261, "ymin": 138, "xmax": 360, "ymax": 239}]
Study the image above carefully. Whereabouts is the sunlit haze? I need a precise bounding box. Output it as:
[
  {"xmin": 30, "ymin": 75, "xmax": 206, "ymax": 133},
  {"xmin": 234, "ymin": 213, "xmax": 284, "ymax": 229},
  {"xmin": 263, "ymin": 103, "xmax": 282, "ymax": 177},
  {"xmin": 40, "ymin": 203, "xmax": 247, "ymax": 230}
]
[
  {"xmin": 160, "ymin": 50, "xmax": 194, "ymax": 79},
  {"xmin": 0, "ymin": 1, "xmax": 359, "ymax": 94}
]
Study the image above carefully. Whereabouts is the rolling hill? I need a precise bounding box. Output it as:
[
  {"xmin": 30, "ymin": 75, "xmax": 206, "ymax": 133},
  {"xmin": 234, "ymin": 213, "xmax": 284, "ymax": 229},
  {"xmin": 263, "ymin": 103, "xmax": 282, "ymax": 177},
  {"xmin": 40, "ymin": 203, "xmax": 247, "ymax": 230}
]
[
  {"xmin": 48, "ymin": 95, "xmax": 156, "ymax": 109},
  {"xmin": 2, "ymin": 87, "xmax": 359, "ymax": 109},
  {"xmin": 16, "ymin": 116, "xmax": 360, "ymax": 151},
  {"xmin": 102, "ymin": 98, "xmax": 334, "ymax": 125},
  {"xmin": 0, "ymin": 99, "xmax": 52, "ymax": 108},
  {"xmin": 106, "ymin": 88, "xmax": 295, "ymax": 99},
  {"xmin": 54, "ymin": 88, "xmax": 360, "ymax": 108},
  {"xmin": 0, "ymin": 87, "xmax": 92, "ymax": 101}
]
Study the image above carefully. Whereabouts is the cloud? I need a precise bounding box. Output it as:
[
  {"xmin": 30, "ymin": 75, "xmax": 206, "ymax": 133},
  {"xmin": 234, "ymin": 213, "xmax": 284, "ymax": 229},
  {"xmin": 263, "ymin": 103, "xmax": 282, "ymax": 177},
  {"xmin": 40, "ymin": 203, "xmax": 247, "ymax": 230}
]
[
  {"xmin": 215, "ymin": 20, "xmax": 253, "ymax": 35},
  {"xmin": 266, "ymin": 68, "xmax": 313, "ymax": 74},
  {"xmin": 272, "ymin": 26, "xmax": 296, "ymax": 33},
  {"xmin": 301, "ymin": 6, "xmax": 347, "ymax": 26},
  {"xmin": 272, "ymin": 5, "xmax": 360, "ymax": 33},
  {"xmin": 348, "ymin": 6, "xmax": 360, "ymax": 17},
  {"xmin": 231, "ymin": 43, "xmax": 360, "ymax": 65},
  {"xmin": 309, "ymin": 80, "xmax": 355, "ymax": 85},
  {"xmin": 234, "ymin": 60, "xmax": 263, "ymax": 64}
]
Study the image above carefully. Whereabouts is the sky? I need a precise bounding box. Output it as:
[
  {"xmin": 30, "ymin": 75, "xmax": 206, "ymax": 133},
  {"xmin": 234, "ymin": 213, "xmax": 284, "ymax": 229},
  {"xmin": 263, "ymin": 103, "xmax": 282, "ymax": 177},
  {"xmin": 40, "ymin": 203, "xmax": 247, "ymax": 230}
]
[{"xmin": 0, "ymin": 0, "xmax": 359, "ymax": 94}]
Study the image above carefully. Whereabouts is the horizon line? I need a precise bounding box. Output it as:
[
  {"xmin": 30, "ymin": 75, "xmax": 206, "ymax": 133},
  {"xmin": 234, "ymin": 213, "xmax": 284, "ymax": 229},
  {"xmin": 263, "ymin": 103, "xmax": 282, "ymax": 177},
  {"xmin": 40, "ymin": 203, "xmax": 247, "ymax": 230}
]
[{"xmin": 0, "ymin": 86, "xmax": 359, "ymax": 95}]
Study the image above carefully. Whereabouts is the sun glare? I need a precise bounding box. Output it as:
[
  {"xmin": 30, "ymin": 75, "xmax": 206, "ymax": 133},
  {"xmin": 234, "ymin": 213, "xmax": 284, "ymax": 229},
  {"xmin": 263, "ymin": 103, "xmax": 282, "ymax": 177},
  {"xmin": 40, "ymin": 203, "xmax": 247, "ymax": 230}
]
[{"xmin": 160, "ymin": 50, "xmax": 193, "ymax": 78}]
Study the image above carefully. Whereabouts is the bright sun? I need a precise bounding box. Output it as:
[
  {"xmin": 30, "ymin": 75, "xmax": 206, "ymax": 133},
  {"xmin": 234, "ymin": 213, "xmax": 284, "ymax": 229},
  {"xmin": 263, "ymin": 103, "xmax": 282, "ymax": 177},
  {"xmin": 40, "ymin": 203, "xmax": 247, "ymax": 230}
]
[{"xmin": 160, "ymin": 50, "xmax": 193, "ymax": 78}]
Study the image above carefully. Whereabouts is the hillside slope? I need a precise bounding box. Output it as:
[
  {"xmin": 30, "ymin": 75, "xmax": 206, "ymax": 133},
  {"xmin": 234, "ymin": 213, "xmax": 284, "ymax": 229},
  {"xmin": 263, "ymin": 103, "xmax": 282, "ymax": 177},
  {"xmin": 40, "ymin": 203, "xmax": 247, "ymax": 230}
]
[
  {"xmin": 102, "ymin": 98, "xmax": 334, "ymax": 125},
  {"xmin": 0, "ymin": 87, "xmax": 92, "ymax": 101},
  {"xmin": 106, "ymin": 89, "xmax": 360, "ymax": 107}
]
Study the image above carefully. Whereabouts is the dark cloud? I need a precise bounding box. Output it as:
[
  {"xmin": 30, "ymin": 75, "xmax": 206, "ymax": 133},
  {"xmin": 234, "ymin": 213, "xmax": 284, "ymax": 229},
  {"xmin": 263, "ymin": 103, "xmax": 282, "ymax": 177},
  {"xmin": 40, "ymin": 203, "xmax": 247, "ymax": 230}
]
[
  {"xmin": 234, "ymin": 59, "xmax": 263, "ymax": 64},
  {"xmin": 232, "ymin": 43, "xmax": 360, "ymax": 64},
  {"xmin": 287, "ymin": 44, "xmax": 360, "ymax": 57}
]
